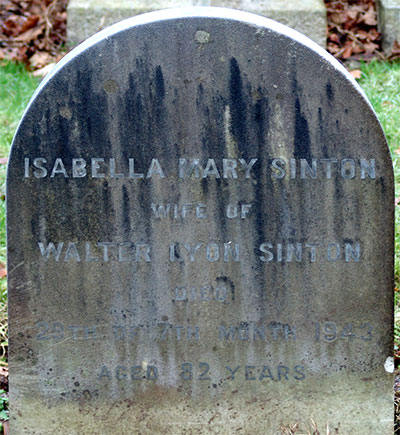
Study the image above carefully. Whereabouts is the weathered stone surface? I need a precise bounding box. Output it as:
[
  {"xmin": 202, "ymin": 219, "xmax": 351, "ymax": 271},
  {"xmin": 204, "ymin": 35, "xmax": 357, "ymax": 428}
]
[
  {"xmin": 377, "ymin": 0, "xmax": 400, "ymax": 53},
  {"xmin": 67, "ymin": 0, "xmax": 327, "ymax": 47},
  {"xmin": 8, "ymin": 8, "xmax": 393, "ymax": 434}
]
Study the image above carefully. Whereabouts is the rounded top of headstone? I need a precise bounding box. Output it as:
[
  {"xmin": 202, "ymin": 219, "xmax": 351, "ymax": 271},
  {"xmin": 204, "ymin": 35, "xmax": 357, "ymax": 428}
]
[
  {"xmin": 34, "ymin": 8, "xmax": 370, "ymax": 106},
  {"xmin": 12, "ymin": 7, "xmax": 388, "ymax": 163}
]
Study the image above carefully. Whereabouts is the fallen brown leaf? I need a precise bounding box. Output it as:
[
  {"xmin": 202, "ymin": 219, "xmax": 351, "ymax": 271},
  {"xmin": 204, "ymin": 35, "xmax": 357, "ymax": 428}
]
[
  {"xmin": 331, "ymin": 12, "xmax": 347, "ymax": 25},
  {"xmin": 33, "ymin": 62, "xmax": 56, "ymax": 77},
  {"xmin": 2, "ymin": 15, "xmax": 26, "ymax": 37},
  {"xmin": 363, "ymin": 5, "xmax": 377, "ymax": 26},
  {"xmin": 30, "ymin": 51, "xmax": 53, "ymax": 69},
  {"xmin": 328, "ymin": 33, "xmax": 341, "ymax": 44},
  {"xmin": 347, "ymin": 9, "xmax": 359, "ymax": 21},
  {"xmin": 349, "ymin": 69, "xmax": 362, "ymax": 79},
  {"xmin": 327, "ymin": 43, "xmax": 341, "ymax": 55},
  {"xmin": 363, "ymin": 42, "xmax": 380, "ymax": 54},
  {"xmin": 368, "ymin": 28, "xmax": 380, "ymax": 41},
  {"xmin": 20, "ymin": 15, "xmax": 41, "ymax": 34},
  {"xmin": 325, "ymin": 0, "xmax": 383, "ymax": 60},
  {"xmin": 0, "ymin": 366, "xmax": 8, "ymax": 390},
  {"xmin": 15, "ymin": 25, "xmax": 43, "ymax": 43},
  {"xmin": 356, "ymin": 30, "xmax": 370, "ymax": 41},
  {"xmin": 342, "ymin": 42, "xmax": 354, "ymax": 59},
  {"xmin": 0, "ymin": 0, "xmax": 68, "ymax": 68}
]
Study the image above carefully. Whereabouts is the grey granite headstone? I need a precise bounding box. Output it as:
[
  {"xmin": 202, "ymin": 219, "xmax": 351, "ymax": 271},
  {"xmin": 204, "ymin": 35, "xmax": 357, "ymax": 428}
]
[{"xmin": 7, "ymin": 7, "xmax": 393, "ymax": 434}]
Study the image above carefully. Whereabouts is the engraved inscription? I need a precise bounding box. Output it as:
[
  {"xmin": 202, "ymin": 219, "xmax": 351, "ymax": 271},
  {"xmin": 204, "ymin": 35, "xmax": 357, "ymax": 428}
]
[
  {"xmin": 34, "ymin": 321, "xmax": 374, "ymax": 343},
  {"xmin": 98, "ymin": 365, "xmax": 159, "ymax": 381},
  {"xmin": 169, "ymin": 242, "xmax": 240, "ymax": 263},
  {"xmin": 151, "ymin": 203, "xmax": 252, "ymax": 219},
  {"xmin": 37, "ymin": 240, "xmax": 361, "ymax": 263},
  {"xmin": 173, "ymin": 285, "xmax": 232, "ymax": 303},
  {"xmin": 23, "ymin": 157, "xmax": 377, "ymax": 180},
  {"xmin": 314, "ymin": 322, "xmax": 373, "ymax": 342},
  {"xmin": 38, "ymin": 242, "xmax": 151, "ymax": 262},
  {"xmin": 36, "ymin": 321, "xmax": 97, "ymax": 341},
  {"xmin": 97, "ymin": 362, "xmax": 307, "ymax": 382},
  {"xmin": 218, "ymin": 322, "xmax": 296, "ymax": 342}
]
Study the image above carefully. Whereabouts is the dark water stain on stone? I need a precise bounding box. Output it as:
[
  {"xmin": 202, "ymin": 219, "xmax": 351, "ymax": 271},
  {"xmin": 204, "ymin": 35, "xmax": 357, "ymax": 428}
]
[
  {"xmin": 101, "ymin": 180, "xmax": 113, "ymax": 239},
  {"xmin": 290, "ymin": 76, "xmax": 311, "ymax": 238},
  {"xmin": 216, "ymin": 183, "xmax": 227, "ymax": 240},
  {"xmin": 151, "ymin": 66, "xmax": 170, "ymax": 163},
  {"xmin": 253, "ymin": 93, "xmax": 265, "ymax": 133},
  {"xmin": 30, "ymin": 216, "xmax": 38, "ymax": 240},
  {"xmin": 154, "ymin": 65, "xmax": 166, "ymax": 126},
  {"xmin": 201, "ymin": 91, "xmax": 228, "ymax": 236},
  {"xmin": 379, "ymin": 176, "xmax": 386, "ymax": 193},
  {"xmin": 216, "ymin": 276, "xmax": 235, "ymax": 301},
  {"xmin": 293, "ymin": 97, "xmax": 311, "ymax": 161},
  {"xmin": 229, "ymin": 57, "xmax": 247, "ymax": 152},
  {"xmin": 155, "ymin": 65, "xmax": 165, "ymax": 100},
  {"xmin": 196, "ymin": 86, "xmax": 227, "ymax": 204},
  {"xmin": 326, "ymin": 82, "xmax": 334, "ymax": 105},
  {"xmin": 138, "ymin": 182, "xmax": 152, "ymax": 241},
  {"xmin": 318, "ymin": 107, "xmax": 329, "ymax": 157},
  {"xmin": 251, "ymin": 89, "xmax": 271, "ymax": 310},
  {"xmin": 291, "ymin": 74, "xmax": 311, "ymax": 161},
  {"xmin": 75, "ymin": 69, "xmax": 109, "ymax": 157},
  {"xmin": 200, "ymin": 177, "xmax": 209, "ymax": 196},
  {"xmin": 334, "ymin": 181, "xmax": 344, "ymax": 237},
  {"xmin": 122, "ymin": 185, "xmax": 130, "ymax": 237}
]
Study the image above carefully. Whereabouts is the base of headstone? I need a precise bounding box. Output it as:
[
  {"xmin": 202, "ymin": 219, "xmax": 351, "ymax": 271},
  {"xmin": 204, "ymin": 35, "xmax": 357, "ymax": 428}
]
[
  {"xmin": 10, "ymin": 372, "xmax": 393, "ymax": 433},
  {"xmin": 377, "ymin": 0, "xmax": 400, "ymax": 53},
  {"xmin": 66, "ymin": 0, "xmax": 327, "ymax": 47}
]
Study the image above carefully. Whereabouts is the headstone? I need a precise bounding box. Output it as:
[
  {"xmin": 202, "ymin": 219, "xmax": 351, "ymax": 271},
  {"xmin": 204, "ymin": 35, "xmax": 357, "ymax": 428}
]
[
  {"xmin": 66, "ymin": 0, "xmax": 327, "ymax": 48},
  {"xmin": 377, "ymin": 0, "xmax": 400, "ymax": 53},
  {"xmin": 7, "ymin": 7, "xmax": 393, "ymax": 434}
]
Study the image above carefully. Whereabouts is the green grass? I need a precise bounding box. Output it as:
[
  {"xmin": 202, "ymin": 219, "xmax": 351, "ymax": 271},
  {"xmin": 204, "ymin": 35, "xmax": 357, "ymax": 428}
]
[
  {"xmin": 358, "ymin": 60, "xmax": 400, "ymax": 289},
  {"xmin": 0, "ymin": 59, "xmax": 399, "ymax": 365},
  {"xmin": 357, "ymin": 60, "xmax": 400, "ymax": 359},
  {"xmin": 0, "ymin": 62, "xmax": 38, "ymax": 158}
]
